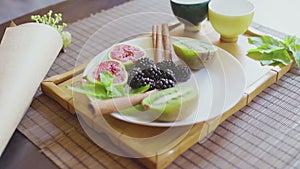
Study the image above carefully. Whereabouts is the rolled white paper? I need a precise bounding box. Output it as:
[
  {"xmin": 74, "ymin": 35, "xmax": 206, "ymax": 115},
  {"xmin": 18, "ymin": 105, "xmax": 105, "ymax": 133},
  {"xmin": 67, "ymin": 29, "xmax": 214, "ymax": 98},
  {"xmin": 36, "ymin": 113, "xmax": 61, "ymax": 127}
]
[{"xmin": 0, "ymin": 23, "xmax": 62, "ymax": 156}]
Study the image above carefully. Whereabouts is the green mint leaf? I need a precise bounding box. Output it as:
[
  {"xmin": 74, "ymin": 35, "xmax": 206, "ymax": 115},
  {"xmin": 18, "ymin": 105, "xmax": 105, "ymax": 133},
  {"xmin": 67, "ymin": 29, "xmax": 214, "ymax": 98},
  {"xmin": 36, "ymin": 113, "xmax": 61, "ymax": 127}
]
[
  {"xmin": 289, "ymin": 43, "xmax": 300, "ymax": 67},
  {"xmin": 248, "ymin": 36, "xmax": 282, "ymax": 47},
  {"xmin": 131, "ymin": 84, "xmax": 150, "ymax": 94},
  {"xmin": 247, "ymin": 51, "xmax": 274, "ymax": 61},
  {"xmin": 261, "ymin": 36, "xmax": 282, "ymax": 46},
  {"xmin": 272, "ymin": 49, "xmax": 292, "ymax": 65},
  {"xmin": 247, "ymin": 48, "xmax": 263, "ymax": 54},
  {"xmin": 66, "ymin": 84, "xmax": 107, "ymax": 99},
  {"xmin": 247, "ymin": 35, "xmax": 300, "ymax": 67},
  {"xmin": 67, "ymin": 71, "xmax": 126, "ymax": 99},
  {"xmin": 283, "ymin": 36, "xmax": 297, "ymax": 47},
  {"xmin": 82, "ymin": 84, "xmax": 107, "ymax": 97},
  {"xmin": 106, "ymin": 86, "xmax": 124, "ymax": 98},
  {"xmin": 99, "ymin": 71, "xmax": 114, "ymax": 87},
  {"xmin": 260, "ymin": 60, "xmax": 276, "ymax": 65},
  {"xmin": 248, "ymin": 37, "xmax": 264, "ymax": 46},
  {"xmin": 248, "ymin": 36, "xmax": 285, "ymax": 54}
]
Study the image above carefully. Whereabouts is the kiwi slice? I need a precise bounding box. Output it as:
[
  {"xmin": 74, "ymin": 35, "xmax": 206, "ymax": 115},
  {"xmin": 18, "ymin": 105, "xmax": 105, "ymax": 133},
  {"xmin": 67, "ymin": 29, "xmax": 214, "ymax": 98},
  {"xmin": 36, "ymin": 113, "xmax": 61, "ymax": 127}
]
[
  {"xmin": 172, "ymin": 39, "xmax": 217, "ymax": 70},
  {"xmin": 142, "ymin": 87, "xmax": 199, "ymax": 122},
  {"xmin": 118, "ymin": 104, "xmax": 145, "ymax": 115}
]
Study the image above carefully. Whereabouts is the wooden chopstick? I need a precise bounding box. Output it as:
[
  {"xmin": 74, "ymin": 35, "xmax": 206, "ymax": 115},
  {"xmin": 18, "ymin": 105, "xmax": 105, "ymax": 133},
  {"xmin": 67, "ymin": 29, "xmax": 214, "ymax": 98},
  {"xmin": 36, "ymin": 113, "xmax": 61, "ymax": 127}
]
[
  {"xmin": 152, "ymin": 25, "xmax": 164, "ymax": 63},
  {"xmin": 162, "ymin": 23, "xmax": 172, "ymax": 61},
  {"xmin": 152, "ymin": 25, "xmax": 158, "ymax": 50},
  {"xmin": 152, "ymin": 24, "xmax": 173, "ymax": 63}
]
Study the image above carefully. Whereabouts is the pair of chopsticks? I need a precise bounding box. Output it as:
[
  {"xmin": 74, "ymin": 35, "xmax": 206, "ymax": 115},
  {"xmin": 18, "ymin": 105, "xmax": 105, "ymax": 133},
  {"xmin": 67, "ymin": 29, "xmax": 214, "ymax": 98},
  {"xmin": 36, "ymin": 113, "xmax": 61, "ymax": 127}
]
[{"xmin": 152, "ymin": 24, "xmax": 172, "ymax": 63}]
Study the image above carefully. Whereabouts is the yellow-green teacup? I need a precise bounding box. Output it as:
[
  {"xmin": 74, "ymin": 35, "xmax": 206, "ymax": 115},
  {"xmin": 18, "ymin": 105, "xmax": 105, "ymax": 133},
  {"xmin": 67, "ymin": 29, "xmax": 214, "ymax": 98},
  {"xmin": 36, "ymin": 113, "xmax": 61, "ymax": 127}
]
[{"xmin": 208, "ymin": 0, "xmax": 254, "ymax": 42}]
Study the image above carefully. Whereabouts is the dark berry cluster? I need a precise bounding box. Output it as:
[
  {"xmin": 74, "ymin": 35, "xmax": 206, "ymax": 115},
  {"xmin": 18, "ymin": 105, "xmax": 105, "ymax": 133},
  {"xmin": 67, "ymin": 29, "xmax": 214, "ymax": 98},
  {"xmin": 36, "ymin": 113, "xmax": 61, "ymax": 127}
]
[
  {"xmin": 128, "ymin": 58, "xmax": 176, "ymax": 90},
  {"xmin": 129, "ymin": 66, "xmax": 176, "ymax": 90},
  {"xmin": 134, "ymin": 57, "xmax": 155, "ymax": 69},
  {"xmin": 128, "ymin": 58, "xmax": 191, "ymax": 90},
  {"xmin": 156, "ymin": 60, "xmax": 176, "ymax": 70},
  {"xmin": 156, "ymin": 60, "xmax": 191, "ymax": 82},
  {"xmin": 173, "ymin": 65, "xmax": 191, "ymax": 82}
]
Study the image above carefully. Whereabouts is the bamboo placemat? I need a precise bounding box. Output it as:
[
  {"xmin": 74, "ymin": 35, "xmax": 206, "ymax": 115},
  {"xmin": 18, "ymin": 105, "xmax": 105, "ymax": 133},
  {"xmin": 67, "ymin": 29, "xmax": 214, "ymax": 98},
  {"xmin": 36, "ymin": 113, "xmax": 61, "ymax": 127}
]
[{"xmin": 17, "ymin": 0, "xmax": 300, "ymax": 168}]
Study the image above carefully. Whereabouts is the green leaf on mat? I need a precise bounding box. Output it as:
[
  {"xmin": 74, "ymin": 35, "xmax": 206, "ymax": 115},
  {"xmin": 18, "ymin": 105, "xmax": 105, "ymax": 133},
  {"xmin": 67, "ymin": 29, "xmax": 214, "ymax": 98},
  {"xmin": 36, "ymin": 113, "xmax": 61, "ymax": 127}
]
[
  {"xmin": 247, "ymin": 35, "xmax": 300, "ymax": 67},
  {"xmin": 288, "ymin": 42, "xmax": 300, "ymax": 67}
]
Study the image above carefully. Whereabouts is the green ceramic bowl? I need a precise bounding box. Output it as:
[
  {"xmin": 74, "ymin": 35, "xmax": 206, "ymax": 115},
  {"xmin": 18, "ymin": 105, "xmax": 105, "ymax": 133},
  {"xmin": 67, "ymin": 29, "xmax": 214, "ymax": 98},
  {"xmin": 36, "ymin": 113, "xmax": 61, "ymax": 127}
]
[
  {"xmin": 170, "ymin": 0, "xmax": 211, "ymax": 31},
  {"xmin": 208, "ymin": 0, "xmax": 255, "ymax": 42}
]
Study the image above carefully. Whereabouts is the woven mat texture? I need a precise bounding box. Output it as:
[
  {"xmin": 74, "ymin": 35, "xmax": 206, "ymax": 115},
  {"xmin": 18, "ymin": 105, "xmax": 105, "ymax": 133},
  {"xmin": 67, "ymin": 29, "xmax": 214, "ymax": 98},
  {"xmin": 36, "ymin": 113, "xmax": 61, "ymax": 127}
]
[{"xmin": 17, "ymin": 0, "xmax": 300, "ymax": 168}]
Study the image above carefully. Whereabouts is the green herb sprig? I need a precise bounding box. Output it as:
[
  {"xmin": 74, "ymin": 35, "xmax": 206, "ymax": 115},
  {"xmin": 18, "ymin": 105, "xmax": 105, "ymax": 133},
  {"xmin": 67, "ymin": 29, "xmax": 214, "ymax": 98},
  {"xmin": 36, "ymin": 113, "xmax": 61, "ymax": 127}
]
[
  {"xmin": 31, "ymin": 10, "xmax": 71, "ymax": 49},
  {"xmin": 67, "ymin": 72, "xmax": 150, "ymax": 100},
  {"xmin": 247, "ymin": 35, "xmax": 300, "ymax": 67}
]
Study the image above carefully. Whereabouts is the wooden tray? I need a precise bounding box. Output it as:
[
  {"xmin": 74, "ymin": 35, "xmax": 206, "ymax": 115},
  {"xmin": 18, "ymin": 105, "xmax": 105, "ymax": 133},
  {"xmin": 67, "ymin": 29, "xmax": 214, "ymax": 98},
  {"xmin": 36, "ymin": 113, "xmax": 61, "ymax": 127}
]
[{"xmin": 41, "ymin": 21, "xmax": 293, "ymax": 169}]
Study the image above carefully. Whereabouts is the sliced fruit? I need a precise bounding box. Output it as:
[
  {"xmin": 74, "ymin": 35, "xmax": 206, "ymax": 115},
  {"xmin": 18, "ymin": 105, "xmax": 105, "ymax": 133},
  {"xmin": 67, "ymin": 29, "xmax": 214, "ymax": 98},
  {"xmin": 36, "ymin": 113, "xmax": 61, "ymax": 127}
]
[
  {"xmin": 108, "ymin": 43, "xmax": 146, "ymax": 68},
  {"xmin": 142, "ymin": 87, "xmax": 199, "ymax": 121},
  {"xmin": 87, "ymin": 60, "xmax": 128, "ymax": 87},
  {"xmin": 118, "ymin": 104, "xmax": 145, "ymax": 115},
  {"xmin": 172, "ymin": 39, "xmax": 217, "ymax": 70}
]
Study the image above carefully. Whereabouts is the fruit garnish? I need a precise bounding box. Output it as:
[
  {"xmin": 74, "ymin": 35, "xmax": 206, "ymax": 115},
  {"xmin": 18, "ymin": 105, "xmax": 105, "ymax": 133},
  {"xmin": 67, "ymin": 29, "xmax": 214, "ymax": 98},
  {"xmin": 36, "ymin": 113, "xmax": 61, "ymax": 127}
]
[
  {"xmin": 67, "ymin": 59, "xmax": 151, "ymax": 99},
  {"xmin": 134, "ymin": 57, "xmax": 155, "ymax": 69},
  {"xmin": 128, "ymin": 58, "xmax": 177, "ymax": 90},
  {"xmin": 68, "ymin": 60, "xmax": 127, "ymax": 99},
  {"xmin": 88, "ymin": 60, "xmax": 127, "ymax": 85},
  {"xmin": 68, "ymin": 71, "xmax": 123, "ymax": 99},
  {"xmin": 85, "ymin": 60, "xmax": 127, "ymax": 97},
  {"xmin": 156, "ymin": 60, "xmax": 176, "ymax": 70},
  {"xmin": 173, "ymin": 65, "xmax": 191, "ymax": 82},
  {"xmin": 142, "ymin": 87, "xmax": 199, "ymax": 121},
  {"xmin": 108, "ymin": 44, "xmax": 146, "ymax": 67},
  {"xmin": 156, "ymin": 60, "xmax": 191, "ymax": 82},
  {"xmin": 31, "ymin": 10, "xmax": 71, "ymax": 49},
  {"xmin": 172, "ymin": 39, "xmax": 217, "ymax": 70}
]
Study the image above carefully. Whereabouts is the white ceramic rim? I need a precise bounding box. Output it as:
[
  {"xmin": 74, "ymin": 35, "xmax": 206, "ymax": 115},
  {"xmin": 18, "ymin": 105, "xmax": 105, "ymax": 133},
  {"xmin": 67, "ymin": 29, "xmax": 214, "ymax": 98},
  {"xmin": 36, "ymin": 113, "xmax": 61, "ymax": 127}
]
[{"xmin": 209, "ymin": 0, "xmax": 255, "ymax": 17}]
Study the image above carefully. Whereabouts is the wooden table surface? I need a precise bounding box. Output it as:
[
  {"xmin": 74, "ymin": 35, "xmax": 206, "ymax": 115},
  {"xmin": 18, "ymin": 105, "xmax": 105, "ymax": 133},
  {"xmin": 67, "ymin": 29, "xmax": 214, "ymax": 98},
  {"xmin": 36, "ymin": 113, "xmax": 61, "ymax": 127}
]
[{"xmin": 0, "ymin": 1, "xmax": 129, "ymax": 169}]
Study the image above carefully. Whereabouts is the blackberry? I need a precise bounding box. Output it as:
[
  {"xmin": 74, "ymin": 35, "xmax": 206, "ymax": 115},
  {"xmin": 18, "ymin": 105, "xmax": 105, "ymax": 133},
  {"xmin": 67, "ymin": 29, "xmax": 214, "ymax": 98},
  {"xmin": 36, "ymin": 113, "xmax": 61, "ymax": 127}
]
[
  {"xmin": 135, "ymin": 57, "xmax": 155, "ymax": 70},
  {"xmin": 130, "ymin": 76, "xmax": 155, "ymax": 90},
  {"xmin": 155, "ymin": 78, "xmax": 176, "ymax": 90},
  {"xmin": 142, "ymin": 77, "xmax": 156, "ymax": 90},
  {"xmin": 156, "ymin": 60, "xmax": 176, "ymax": 71},
  {"xmin": 129, "ymin": 71, "xmax": 145, "ymax": 88},
  {"xmin": 129, "ymin": 62, "xmax": 178, "ymax": 90},
  {"xmin": 161, "ymin": 69, "xmax": 176, "ymax": 82},
  {"xmin": 174, "ymin": 65, "xmax": 191, "ymax": 82},
  {"xmin": 128, "ymin": 67, "xmax": 142, "ymax": 84},
  {"xmin": 142, "ymin": 67, "xmax": 163, "ymax": 80}
]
